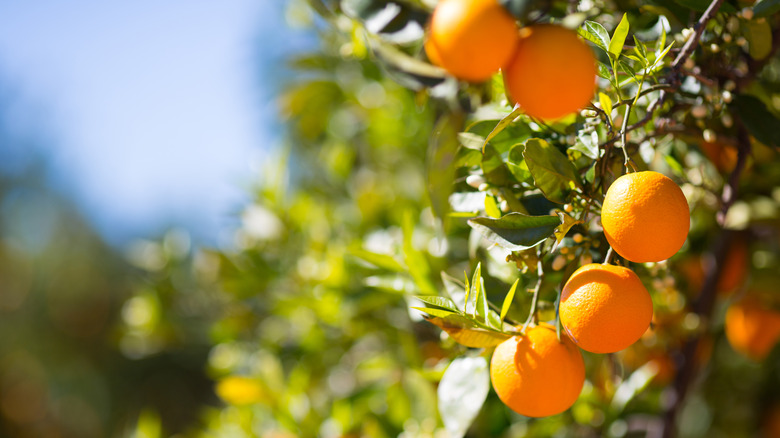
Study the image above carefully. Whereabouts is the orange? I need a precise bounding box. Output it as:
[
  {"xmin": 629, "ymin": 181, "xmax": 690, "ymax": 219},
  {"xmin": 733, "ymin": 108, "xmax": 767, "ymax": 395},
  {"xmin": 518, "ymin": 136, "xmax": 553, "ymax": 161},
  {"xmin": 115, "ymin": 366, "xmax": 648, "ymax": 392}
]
[
  {"xmin": 601, "ymin": 171, "xmax": 690, "ymax": 263},
  {"xmin": 725, "ymin": 294, "xmax": 780, "ymax": 361},
  {"xmin": 426, "ymin": 0, "xmax": 519, "ymax": 82},
  {"xmin": 700, "ymin": 141, "xmax": 739, "ymax": 173},
  {"xmin": 490, "ymin": 324, "xmax": 584, "ymax": 417},
  {"xmin": 679, "ymin": 240, "xmax": 749, "ymax": 296},
  {"xmin": 503, "ymin": 24, "xmax": 596, "ymax": 120},
  {"xmin": 560, "ymin": 263, "xmax": 653, "ymax": 353}
]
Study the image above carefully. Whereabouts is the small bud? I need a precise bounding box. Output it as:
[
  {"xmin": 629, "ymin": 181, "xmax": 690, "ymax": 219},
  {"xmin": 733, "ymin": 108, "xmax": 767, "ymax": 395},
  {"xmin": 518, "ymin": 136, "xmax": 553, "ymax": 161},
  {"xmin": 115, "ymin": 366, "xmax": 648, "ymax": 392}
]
[
  {"xmin": 466, "ymin": 175, "xmax": 485, "ymax": 188},
  {"xmin": 736, "ymin": 36, "xmax": 747, "ymax": 47},
  {"xmin": 500, "ymin": 200, "xmax": 509, "ymax": 212},
  {"xmin": 741, "ymin": 7, "xmax": 754, "ymax": 20},
  {"xmin": 478, "ymin": 183, "xmax": 489, "ymax": 192},
  {"xmin": 567, "ymin": 253, "xmax": 576, "ymax": 261},
  {"xmin": 560, "ymin": 247, "xmax": 570, "ymax": 255},
  {"xmin": 564, "ymin": 203, "xmax": 574, "ymax": 213},
  {"xmin": 722, "ymin": 33, "xmax": 732, "ymax": 43},
  {"xmin": 684, "ymin": 58, "xmax": 695, "ymax": 70},
  {"xmin": 722, "ymin": 90, "xmax": 732, "ymax": 103},
  {"xmin": 724, "ymin": 80, "xmax": 736, "ymax": 91},
  {"xmin": 566, "ymin": 134, "xmax": 576, "ymax": 145},
  {"xmin": 573, "ymin": 233, "xmax": 584, "ymax": 243},
  {"xmin": 710, "ymin": 43, "xmax": 720, "ymax": 53},
  {"xmin": 691, "ymin": 105, "xmax": 707, "ymax": 119},
  {"xmin": 681, "ymin": 28, "xmax": 693, "ymax": 39},
  {"xmin": 703, "ymin": 129, "xmax": 716, "ymax": 143},
  {"xmin": 722, "ymin": 113, "xmax": 734, "ymax": 128},
  {"xmin": 552, "ymin": 255, "xmax": 567, "ymax": 271}
]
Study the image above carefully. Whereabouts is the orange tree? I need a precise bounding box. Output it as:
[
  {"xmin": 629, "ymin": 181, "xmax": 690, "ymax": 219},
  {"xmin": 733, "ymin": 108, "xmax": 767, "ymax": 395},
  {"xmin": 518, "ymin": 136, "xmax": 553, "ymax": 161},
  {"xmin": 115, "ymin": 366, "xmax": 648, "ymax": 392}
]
[{"xmin": 120, "ymin": 0, "xmax": 780, "ymax": 436}]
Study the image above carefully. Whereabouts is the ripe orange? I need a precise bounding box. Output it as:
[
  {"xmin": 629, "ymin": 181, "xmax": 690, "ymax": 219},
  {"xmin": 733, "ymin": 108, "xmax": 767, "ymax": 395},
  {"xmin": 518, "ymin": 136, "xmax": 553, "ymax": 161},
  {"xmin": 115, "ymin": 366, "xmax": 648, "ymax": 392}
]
[
  {"xmin": 601, "ymin": 171, "xmax": 690, "ymax": 263},
  {"xmin": 725, "ymin": 294, "xmax": 780, "ymax": 361},
  {"xmin": 503, "ymin": 24, "xmax": 596, "ymax": 120},
  {"xmin": 679, "ymin": 240, "xmax": 749, "ymax": 296},
  {"xmin": 490, "ymin": 324, "xmax": 585, "ymax": 417},
  {"xmin": 700, "ymin": 141, "xmax": 738, "ymax": 173},
  {"xmin": 426, "ymin": 0, "xmax": 519, "ymax": 82},
  {"xmin": 560, "ymin": 263, "xmax": 653, "ymax": 353}
]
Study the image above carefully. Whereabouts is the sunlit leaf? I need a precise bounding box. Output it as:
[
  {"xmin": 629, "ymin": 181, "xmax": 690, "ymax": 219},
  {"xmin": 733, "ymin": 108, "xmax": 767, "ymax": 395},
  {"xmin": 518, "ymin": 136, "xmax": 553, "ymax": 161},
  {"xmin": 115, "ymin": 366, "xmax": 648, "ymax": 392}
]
[
  {"xmin": 481, "ymin": 105, "xmax": 524, "ymax": 152},
  {"xmin": 523, "ymin": 138, "xmax": 582, "ymax": 204},
  {"xmin": 458, "ymin": 132, "xmax": 486, "ymax": 150},
  {"xmin": 611, "ymin": 362, "xmax": 658, "ymax": 412},
  {"xmin": 506, "ymin": 144, "xmax": 533, "ymax": 183},
  {"xmin": 609, "ymin": 14, "xmax": 629, "ymax": 58},
  {"xmin": 485, "ymin": 195, "xmax": 501, "ymax": 218},
  {"xmin": 599, "ymin": 92, "xmax": 613, "ymax": 123},
  {"xmin": 441, "ymin": 271, "xmax": 467, "ymax": 310},
  {"xmin": 350, "ymin": 246, "xmax": 404, "ymax": 271},
  {"xmin": 597, "ymin": 61, "xmax": 612, "ymax": 80},
  {"xmin": 415, "ymin": 296, "xmax": 460, "ymax": 312},
  {"xmin": 423, "ymin": 314, "xmax": 512, "ymax": 347},
  {"xmin": 579, "ymin": 21, "xmax": 611, "ymax": 53},
  {"xmin": 552, "ymin": 211, "xmax": 584, "ymax": 252},
  {"xmin": 500, "ymin": 279, "xmax": 520, "ymax": 322},
  {"xmin": 482, "ymin": 143, "xmax": 514, "ymax": 186},
  {"xmin": 438, "ymin": 357, "xmax": 490, "ymax": 438},
  {"xmin": 412, "ymin": 306, "xmax": 459, "ymax": 318},
  {"xmin": 468, "ymin": 213, "xmax": 561, "ymax": 251}
]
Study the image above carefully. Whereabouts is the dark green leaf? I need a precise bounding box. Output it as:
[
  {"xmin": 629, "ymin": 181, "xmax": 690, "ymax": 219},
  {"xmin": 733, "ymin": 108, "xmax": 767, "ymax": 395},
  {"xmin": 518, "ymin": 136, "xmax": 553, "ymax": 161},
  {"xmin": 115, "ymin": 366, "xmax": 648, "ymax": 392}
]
[
  {"xmin": 481, "ymin": 106, "xmax": 524, "ymax": 153},
  {"xmin": 732, "ymin": 95, "xmax": 780, "ymax": 149},
  {"xmin": 468, "ymin": 213, "xmax": 561, "ymax": 251},
  {"xmin": 579, "ymin": 21, "xmax": 611, "ymax": 53},
  {"xmin": 754, "ymin": 0, "xmax": 780, "ymax": 17},
  {"xmin": 481, "ymin": 144, "xmax": 514, "ymax": 186},
  {"xmin": 523, "ymin": 138, "xmax": 582, "ymax": 204},
  {"xmin": 609, "ymin": 13, "xmax": 630, "ymax": 58}
]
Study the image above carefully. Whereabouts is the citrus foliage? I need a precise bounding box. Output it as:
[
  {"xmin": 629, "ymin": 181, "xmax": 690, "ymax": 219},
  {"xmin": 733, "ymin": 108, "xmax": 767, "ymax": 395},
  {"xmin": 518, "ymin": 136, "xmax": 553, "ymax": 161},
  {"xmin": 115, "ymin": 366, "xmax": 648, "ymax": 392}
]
[{"xmin": 114, "ymin": 0, "xmax": 780, "ymax": 436}]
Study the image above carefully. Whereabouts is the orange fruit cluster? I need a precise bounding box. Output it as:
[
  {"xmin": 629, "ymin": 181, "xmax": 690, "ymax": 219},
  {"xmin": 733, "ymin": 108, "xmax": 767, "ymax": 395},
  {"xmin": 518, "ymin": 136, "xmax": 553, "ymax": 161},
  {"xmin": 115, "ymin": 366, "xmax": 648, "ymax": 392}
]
[
  {"xmin": 425, "ymin": 0, "xmax": 596, "ymax": 120},
  {"xmin": 601, "ymin": 171, "xmax": 690, "ymax": 263}
]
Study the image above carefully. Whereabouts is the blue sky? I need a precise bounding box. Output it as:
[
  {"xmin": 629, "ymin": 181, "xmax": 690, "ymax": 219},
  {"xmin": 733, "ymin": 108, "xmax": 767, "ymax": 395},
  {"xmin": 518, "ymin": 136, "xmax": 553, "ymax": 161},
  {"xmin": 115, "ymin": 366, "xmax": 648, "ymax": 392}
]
[{"xmin": 0, "ymin": 1, "xmax": 312, "ymax": 245}]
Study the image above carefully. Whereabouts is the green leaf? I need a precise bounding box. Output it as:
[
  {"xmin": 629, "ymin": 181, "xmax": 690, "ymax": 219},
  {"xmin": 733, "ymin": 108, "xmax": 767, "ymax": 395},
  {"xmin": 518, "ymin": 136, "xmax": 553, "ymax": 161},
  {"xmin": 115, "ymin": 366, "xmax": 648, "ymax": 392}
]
[
  {"xmin": 754, "ymin": 0, "xmax": 780, "ymax": 17},
  {"xmin": 573, "ymin": 131, "xmax": 600, "ymax": 159},
  {"xmin": 415, "ymin": 296, "xmax": 460, "ymax": 312},
  {"xmin": 481, "ymin": 143, "xmax": 514, "ymax": 186},
  {"xmin": 438, "ymin": 357, "xmax": 491, "ymax": 438},
  {"xmin": 468, "ymin": 213, "xmax": 561, "ymax": 251},
  {"xmin": 732, "ymin": 94, "xmax": 780, "ymax": 149},
  {"xmin": 609, "ymin": 13, "xmax": 630, "ymax": 59},
  {"xmin": 422, "ymin": 313, "xmax": 512, "ymax": 347},
  {"xmin": 523, "ymin": 138, "xmax": 582, "ymax": 204},
  {"xmin": 458, "ymin": 132, "xmax": 486, "ymax": 150},
  {"xmin": 673, "ymin": 0, "xmax": 735, "ymax": 12},
  {"xmin": 599, "ymin": 92, "xmax": 613, "ymax": 123},
  {"xmin": 428, "ymin": 112, "xmax": 464, "ymax": 222},
  {"xmin": 664, "ymin": 155, "xmax": 686, "ymax": 178},
  {"xmin": 485, "ymin": 195, "xmax": 501, "ymax": 218},
  {"xmin": 596, "ymin": 61, "xmax": 612, "ymax": 80},
  {"xmin": 744, "ymin": 18, "xmax": 773, "ymax": 60},
  {"xmin": 500, "ymin": 279, "xmax": 520, "ymax": 322},
  {"xmin": 350, "ymin": 246, "xmax": 404, "ymax": 271},
  {"xmin": 611, "ymin": 362, "xmax": 658, "ymax": 412},
  {"xmin": 552, "ymin": 211, "xmax": 584, "ymax": 252},
  {"xmin": 633, "ymin": 35, "xmax": 648, "ymax": 62},
  {"xmin": 412, "ymin": 306, "xmax": 459, "ymax": 319},
  {"xmin": 506, "ymin": 144, "xmax": 533, "ymax": 183},
  {"xmin": 402, "ymin": 210, "xmax": 438, "ymax": 296},
  {"xmin": 481, "ymin": 105, "xmax": 524, "ymax": 153},
  {"xmin": 579, "ymin": 21, "xmax": 611, "ymax": 53}
]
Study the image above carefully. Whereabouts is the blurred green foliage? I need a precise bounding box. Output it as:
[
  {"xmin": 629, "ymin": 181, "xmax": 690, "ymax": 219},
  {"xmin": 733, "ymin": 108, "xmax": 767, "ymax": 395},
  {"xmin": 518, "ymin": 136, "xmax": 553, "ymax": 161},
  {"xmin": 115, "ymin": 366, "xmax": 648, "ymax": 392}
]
[{"xmin": 3, "ymin": 0, "xmax": 780, "ymax": 437}]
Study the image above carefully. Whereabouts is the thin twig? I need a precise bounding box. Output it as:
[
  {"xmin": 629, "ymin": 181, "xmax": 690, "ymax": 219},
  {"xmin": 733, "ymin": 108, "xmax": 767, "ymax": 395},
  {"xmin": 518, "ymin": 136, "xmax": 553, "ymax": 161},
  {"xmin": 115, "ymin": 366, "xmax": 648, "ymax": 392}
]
[{"xmin": 522, "ymin": 250, "xmax": 544, "ymax": 333}]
